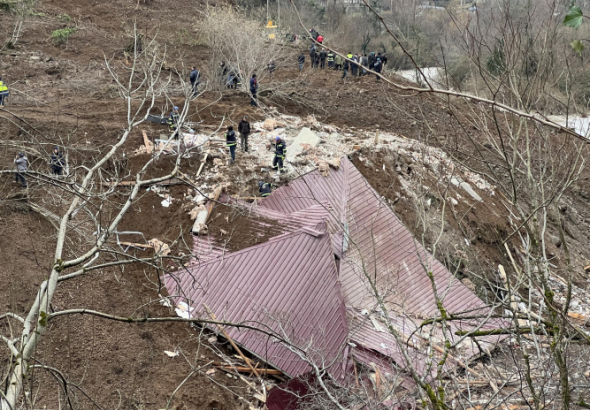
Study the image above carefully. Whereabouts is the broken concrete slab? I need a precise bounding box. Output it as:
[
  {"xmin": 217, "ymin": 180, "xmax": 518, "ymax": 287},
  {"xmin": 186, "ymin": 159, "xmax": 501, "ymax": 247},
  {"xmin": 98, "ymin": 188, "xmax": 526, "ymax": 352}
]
[
  {"xmin": 450, "ymin": 177, "xmax": 483, "ymax": 202},
  {"xmin": 286, "ymin": 127, "xmax": 321, "ymax": 161}
]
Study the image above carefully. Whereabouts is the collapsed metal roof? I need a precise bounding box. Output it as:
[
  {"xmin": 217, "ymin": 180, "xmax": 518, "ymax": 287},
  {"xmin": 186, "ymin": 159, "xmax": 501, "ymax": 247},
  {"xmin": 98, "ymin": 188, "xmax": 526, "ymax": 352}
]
[{"xmin": 165, "ymin": 156, "xmax": 503, "ymax": 384}]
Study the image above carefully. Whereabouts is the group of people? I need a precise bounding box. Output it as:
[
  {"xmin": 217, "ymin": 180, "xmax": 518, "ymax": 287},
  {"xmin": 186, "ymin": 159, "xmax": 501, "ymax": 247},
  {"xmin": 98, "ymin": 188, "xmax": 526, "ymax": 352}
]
[
  {"xmin": 217, "ymin": 62, "xmax": 259, "ymax": 106},
  {"xmin": 224, "ymin": 117, "xmax": 286, "ymax": 171},
  {"xmin": 301, "ymin": 47, "xmax": 388, "ymax": 81},
  {"xmin": 13, "ymin": 147, "xmax": 65, "ymax": 189}
]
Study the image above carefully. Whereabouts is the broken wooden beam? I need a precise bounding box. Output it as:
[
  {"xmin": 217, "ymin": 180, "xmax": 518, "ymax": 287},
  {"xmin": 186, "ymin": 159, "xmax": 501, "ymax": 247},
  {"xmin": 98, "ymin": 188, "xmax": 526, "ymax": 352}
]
[
  {"xmin": 214, "ymin": 366, "xmax": 283, "ymax": 376},
  {"xmin": 118, "ymin": 241, "xmax": 154, "ymax": 249},
  {"xmin": 100, "ymin": 178, "xmax": 187, "ymax": 188},
  {"xmin": 196, "ymin": 153, "xmax": 209, "ymax": 177},
  {"xmin": 203, "ymin": 304, "xmax": 261, "ymax": 378}
]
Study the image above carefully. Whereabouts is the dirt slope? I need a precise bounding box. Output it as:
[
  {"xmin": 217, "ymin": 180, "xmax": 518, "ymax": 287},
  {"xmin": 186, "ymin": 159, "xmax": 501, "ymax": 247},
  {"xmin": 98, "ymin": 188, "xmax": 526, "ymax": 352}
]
[{"xmin": 2, "ymin": 0, "xmax": 590, "ymax": 408}]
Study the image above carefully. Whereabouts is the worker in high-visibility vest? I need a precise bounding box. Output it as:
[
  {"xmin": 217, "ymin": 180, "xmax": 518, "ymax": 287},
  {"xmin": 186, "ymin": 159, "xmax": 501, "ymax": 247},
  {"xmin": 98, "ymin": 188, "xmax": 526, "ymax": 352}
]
[
  {"xmin": 327, "ymin": 51, "xmax": 335, "ymax": 69},
  {"xmin": 258, "ymin": 181, "xmax": 272, "ymax": 197},
  {"xmin": 0, "ymin": 76, "xmax": 9, "ymax": 106},
  {"xmin": 167, "ymin": 106, "xmax": 180, "ymax": 139},
  {"xmin": 225, "ymin": 125, "xmax": 237, "ymax": 164}
]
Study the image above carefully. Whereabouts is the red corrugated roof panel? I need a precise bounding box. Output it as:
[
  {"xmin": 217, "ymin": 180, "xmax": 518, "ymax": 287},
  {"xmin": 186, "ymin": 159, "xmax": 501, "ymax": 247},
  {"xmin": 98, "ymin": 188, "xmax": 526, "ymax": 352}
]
[
  {"xmin": 166, "ymin": 156, "xmax": 504, "ymax": 387},
  {"xmin": 260, "ymin": 157, "xmax": 505, "ymax": 367},
  {"xmin": 165, "ymin": 226, "xmax": 349, "ymax": 378}
]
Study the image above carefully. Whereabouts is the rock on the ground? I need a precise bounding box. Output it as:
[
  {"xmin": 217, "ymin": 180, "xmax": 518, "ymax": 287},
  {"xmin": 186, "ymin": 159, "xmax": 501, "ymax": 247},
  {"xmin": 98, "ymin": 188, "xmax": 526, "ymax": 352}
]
[
  {"xmin": 450, "ymin": 177, "xmax": 483, "ymax": 202},
  {"xmin": 303, "ymin": 115, "xmax": 321, "ymax": 129},
  {"xmin": 286, "ymin": 127, "xmax": 321, "ymax": 161},
  {"xmin": 262, "ymin": 118, "xmax": 278, "ymax": 131}
]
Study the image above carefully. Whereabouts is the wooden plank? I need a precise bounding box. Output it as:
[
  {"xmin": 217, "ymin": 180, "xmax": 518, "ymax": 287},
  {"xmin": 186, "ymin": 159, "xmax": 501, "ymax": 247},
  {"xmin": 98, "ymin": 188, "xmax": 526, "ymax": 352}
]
[
  {"xmin": 215, "ymin": 366, "xmax": 282, "ymax": 375},
  {"xmin": 568, "ymin": 311, "xmax": 588, "ymax": 320},
  {"xmin": 118, "ymin": 241, "xmax": 153, "ymax": 248},
  {"xmin": 100, "ymin": 178, "xmax": 186, "ymax": 188},
  {"xmin": 203, "ymin": 304, "xmax": 261, "ymax": 378},
  {"xmin": 196, "ymin": 153, "xmax": 208, "ymax": 177}
]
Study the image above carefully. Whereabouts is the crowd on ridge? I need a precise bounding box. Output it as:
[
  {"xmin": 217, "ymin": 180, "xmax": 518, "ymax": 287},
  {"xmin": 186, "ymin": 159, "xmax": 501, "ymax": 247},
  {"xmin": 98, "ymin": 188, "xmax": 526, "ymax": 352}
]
[{"xmin": 7, "ymin": 29, "xmax": 388, "ymax": 197}]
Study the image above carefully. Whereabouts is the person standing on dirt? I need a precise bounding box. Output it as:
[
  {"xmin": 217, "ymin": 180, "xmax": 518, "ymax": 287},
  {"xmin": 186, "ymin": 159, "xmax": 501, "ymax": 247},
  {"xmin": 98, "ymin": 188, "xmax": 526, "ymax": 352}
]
[
  {"xmin": 225, "ymin": 126, "xmax": 237, "ymax": 164},
  {"xmin": 190, "ymin": 66, "xmax": 200, "ymax": 96},
  {"xmin": 249, "ymin": 74, "xmax": 258, "ymax": 107},
  {"xmin": 272, "ymin": 136, "xmax": 287, "ymax": 172},
  {"xmin": 335, "ymin": 54, "xmax": 343, "ymax": 71},
  {"xmin": 298, "ymin": 53, "xmax": 305, "ymax": 72},
  {"xmin": 373, "ymin": 57, "xmax": 383, "ymax": 81},
  {"xmin": 356, "ymin": 54, "xmax": 364, "ymax": 77},
  {"xmin": 14, "ymin": 152, "xmax": 28, "ymax": 188},
  {"xmin": 368, "ymin": 52, "xmax": 376, "ymax": 70},
  {"xmin": 258, "ymin": 181, "xmax": 272, "ymax": 197},
  {"xmin": 347, "ymin": 53, "xmax": 357, "ymax": 76},
  {"xmin": 168, "ymin": 106, "xmax": 180, "ymax": 139},
  {"xmin": 0, "ymin": 76, "xmax": 8, "ymax": 106},
  {"xmin": 319, "ymin": 48, "xmax": 327, "ymax": 69},
  {"xmin": 327, "ymin": 51, "xmax": 335, "ymax": 69},
  {"xmin": 361, "ymin": 54, "xmax": 369, "ymax": 76},
  {"xmin": 50, "ymin": 146, "xmax": 65, "ymax": 176},
  {"xmin": 238, "ymin": 116, "xmax": 251, "ymax": 153},
  {"xmin": 309, "ymin": 45, "xmax": 317, "ymax": 69},
  {"xmin": 381, "ymin": 52, "xmax": 388, "ymax": 67},
  {"xmin": 219, "ymin": 61, "xmax": 229, "ymax": 86},
  {"xmin": 342, "ymin": 55, "xmax": 350, "ymax": 82}
]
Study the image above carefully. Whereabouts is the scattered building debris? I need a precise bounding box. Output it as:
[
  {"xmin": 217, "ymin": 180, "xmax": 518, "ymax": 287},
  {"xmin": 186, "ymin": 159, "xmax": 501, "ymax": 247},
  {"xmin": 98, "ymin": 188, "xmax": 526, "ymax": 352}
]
[
  {"xmin": 164, "ymin": 157, "xmax": 504, "ymax": 399},
  {"xmin": 286, "ymin": 127, "xmax": 320, "ymax": 161}
]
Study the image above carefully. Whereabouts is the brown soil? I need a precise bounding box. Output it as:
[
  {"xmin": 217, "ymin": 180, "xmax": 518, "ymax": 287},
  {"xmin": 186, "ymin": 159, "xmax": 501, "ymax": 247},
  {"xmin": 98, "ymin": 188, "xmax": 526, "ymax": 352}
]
[
  {"xmin": 207, "ymin": 202, "xmax": 287, "ymax": 252},
  {"xmin": 2, "ymin": 0, "xmax": 590, "ymax": 407},
  {"xmin": 350, "ymin": 148, "xmax": 513, "ymax": 292}
]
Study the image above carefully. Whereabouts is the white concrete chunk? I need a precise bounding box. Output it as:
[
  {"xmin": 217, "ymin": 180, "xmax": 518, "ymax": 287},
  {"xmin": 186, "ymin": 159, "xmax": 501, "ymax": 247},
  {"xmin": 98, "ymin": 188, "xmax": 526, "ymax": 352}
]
[
  {"xmin": 451, "ymin": 177, "xmax": 482, "ymax": 202},
  {"xmin": 286, "ymin": 127, "xmax": 321, "ymax": 160}
]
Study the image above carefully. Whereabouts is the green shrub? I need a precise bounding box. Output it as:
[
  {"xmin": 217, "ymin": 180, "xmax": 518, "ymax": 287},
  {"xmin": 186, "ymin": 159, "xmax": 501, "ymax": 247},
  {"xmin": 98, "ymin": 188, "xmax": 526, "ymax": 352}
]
[
  {"xmin": 0, "ymin": 2, "xmax": 13, "ymax": 12},
  {"xmin": 51, "ymin": 27, "xmax": 76, "ymax": 45},
  {"xmin": 58, "ymin": 13, "xmax": 71, "ymax": 22}
]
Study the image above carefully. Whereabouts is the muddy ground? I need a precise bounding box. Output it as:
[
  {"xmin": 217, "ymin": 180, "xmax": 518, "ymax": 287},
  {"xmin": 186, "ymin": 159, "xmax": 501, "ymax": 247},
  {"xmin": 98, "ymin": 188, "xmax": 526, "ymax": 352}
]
[{"xmin": 1, "ymin": 0, "xmax": 590, "ymax": 408}]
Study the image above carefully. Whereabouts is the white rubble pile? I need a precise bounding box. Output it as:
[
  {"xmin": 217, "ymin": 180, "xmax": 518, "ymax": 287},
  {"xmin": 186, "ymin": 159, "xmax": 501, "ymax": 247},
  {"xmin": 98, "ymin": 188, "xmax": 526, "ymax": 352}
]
[{"xmin": 191, "ymin": 111, "xmax": 497, "ymax": 210}]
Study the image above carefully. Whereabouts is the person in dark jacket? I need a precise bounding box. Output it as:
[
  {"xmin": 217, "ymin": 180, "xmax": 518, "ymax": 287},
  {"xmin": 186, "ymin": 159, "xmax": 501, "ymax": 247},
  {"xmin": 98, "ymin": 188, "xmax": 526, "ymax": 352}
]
[
  {"xmin": 189, "ymin": 66, "xmax": 200, "ymax": 95},
  {"xmin": 342, "ymin": 58, "xmax": 349, "ymax": 82},
  {"xmin": 361, "ymin": 54, "xmax": 368, "ymax": 76},
  {"xmin": 238, "ymin": 116, "xmax": 251, "ymax": 152},
  {"xmin": 381, "ymin": 52, "xmax": 388, "ymax": 67},
  {"xmin": 249, "ymin": 74, "xmax": 258, "ymax": 106},
  {"xmin": 258, "ymin": 181, "xmax": 272, "ymax": 197},
  {"xmin": 368, "ymin": 52, "xmax": 376, "ymax": 70},
  {"xmin": 225, "ymin": 126, "xmax": 237, "ymax": 164},
  {"xmin": 167, "ymin": 106, "xmax": 180, "ymax": 139},
  {"xmin": 351, "ymin": 54, "xmax": 358, "ymax": 76},
  {"xmin": 298, "ymin": 53, "xmax": 305, "ymax": 72},
  {"xmin": 327, "ymin": 51, "xmax": 335, "ymax": 69},
  {"xmin": 309, "ymin": 27, "xmax": 319, "ymax": 40},
  {"xmin": 309, "ymin": 45, "xmax": 317, "ymax": 69},
  {"xmin": 50, "ymin": 146, "xmax": 65, "ymax": 176},
  {"xmin": 14, "ymin": 152, "xmax": 28, "ymax": 188},
  {"xmin": 319, "ymin": 48, "xmax": 327, "ymax": 69},
  {"xmin": 373, "ymin": 57, "xmax": 383, "ymax": 81},
  {"xmin": 272, "ymin": 136, "xmax": 287, "ymax": 172}
]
